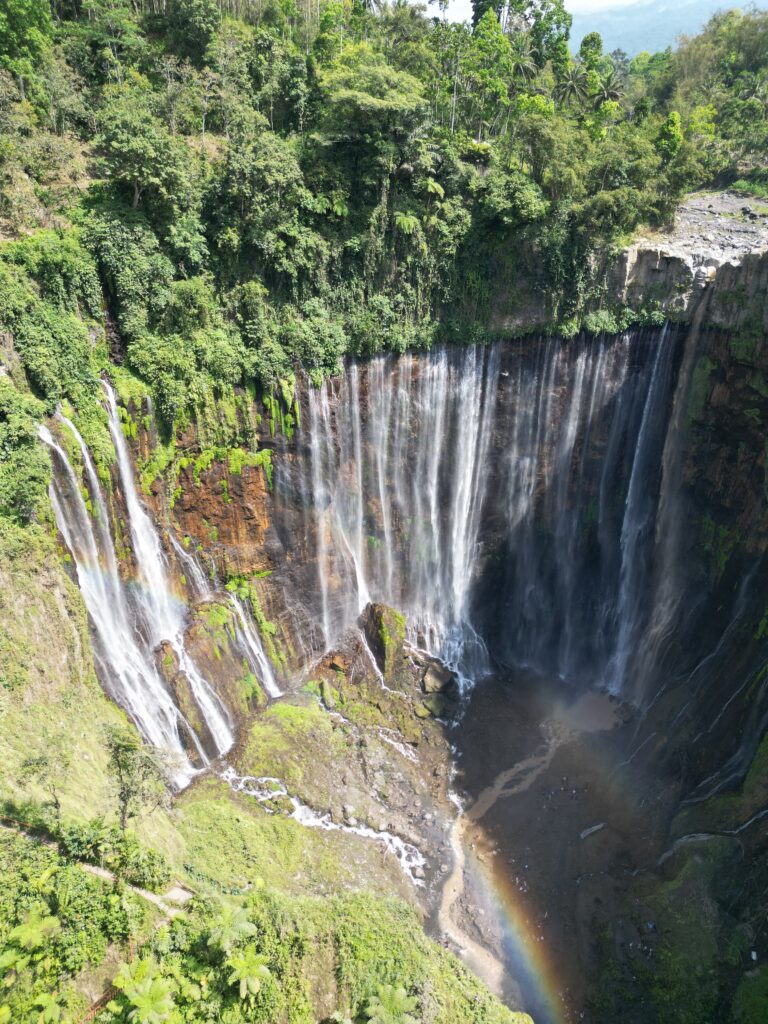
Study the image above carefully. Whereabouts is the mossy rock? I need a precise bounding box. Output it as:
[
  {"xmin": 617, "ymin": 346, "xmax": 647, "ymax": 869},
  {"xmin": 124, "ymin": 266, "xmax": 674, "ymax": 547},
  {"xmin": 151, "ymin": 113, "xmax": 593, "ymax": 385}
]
[
  {"xmin": 320, "ymin": 678, "xmax": 337, "ymax": 709},
  {"xmin": 360, "ymin": 603, "xmax": 409, "ymax": 687},
  {"xmin": 423, "ymin": 694, "xmax": 446, "ymax": 717}
]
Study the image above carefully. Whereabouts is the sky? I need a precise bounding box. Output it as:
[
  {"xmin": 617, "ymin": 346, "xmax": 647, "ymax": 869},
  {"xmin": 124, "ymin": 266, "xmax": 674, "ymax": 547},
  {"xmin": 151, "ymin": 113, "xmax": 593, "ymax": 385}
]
[{"xmin": 432, "ymin": 0, "xmax": 768, "ymax": 59}]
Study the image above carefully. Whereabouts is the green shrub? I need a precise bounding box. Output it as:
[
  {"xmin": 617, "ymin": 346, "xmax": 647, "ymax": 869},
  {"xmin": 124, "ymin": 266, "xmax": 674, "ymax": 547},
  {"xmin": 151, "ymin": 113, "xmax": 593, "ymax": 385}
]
[{"xmin": 57, "ymin": 818, "xmax": 172, "ymax": 893}]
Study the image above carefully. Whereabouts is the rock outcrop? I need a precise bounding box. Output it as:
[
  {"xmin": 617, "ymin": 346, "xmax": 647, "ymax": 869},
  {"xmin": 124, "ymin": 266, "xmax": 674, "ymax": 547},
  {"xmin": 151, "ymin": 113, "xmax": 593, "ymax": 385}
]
[{"xmin": 605, "ymin": 192, "xmax": 768, "ymax": 328}]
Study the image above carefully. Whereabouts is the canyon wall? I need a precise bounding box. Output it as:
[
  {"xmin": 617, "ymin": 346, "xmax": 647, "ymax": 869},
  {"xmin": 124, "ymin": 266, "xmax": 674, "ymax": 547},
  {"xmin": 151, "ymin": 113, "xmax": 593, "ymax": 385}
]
[{"xmin": 91, "ymin": 195, "xmax": 768, "ymax": 806}]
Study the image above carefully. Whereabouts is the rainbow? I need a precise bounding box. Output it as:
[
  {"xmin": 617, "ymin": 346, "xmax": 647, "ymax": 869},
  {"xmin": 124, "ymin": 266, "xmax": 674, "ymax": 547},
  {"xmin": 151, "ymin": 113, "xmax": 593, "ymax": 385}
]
[{"xmin": 455, "ymin": 823, "xmax": 571, "ymax": 1024}]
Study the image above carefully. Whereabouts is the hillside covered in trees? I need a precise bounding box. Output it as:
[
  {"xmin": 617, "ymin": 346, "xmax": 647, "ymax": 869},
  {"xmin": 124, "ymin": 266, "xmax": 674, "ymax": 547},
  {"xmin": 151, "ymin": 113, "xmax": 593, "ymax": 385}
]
[
  {"xmin": 1, "ymin": 0, "xmax": 767, "ymax": 443},
  {"xmin": 2, "ymin": 5, "xmax": 768, "ymax": 1023}
]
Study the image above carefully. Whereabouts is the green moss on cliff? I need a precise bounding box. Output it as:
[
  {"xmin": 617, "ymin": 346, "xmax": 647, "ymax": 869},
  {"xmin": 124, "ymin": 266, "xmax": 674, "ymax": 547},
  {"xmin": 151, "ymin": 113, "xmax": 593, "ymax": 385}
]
[
  {"xmin": 240, "ymin": 701, "xmax": 349, "ymax": 795},
  {"xmin": 701, "ymin": 514, "xmax": 737, "ymax": 582},
  {"xmin": 0, "ymin": 520, "xmax": 132, "ymax": 824},
  {"xmin": 732, "ymin": 967, "xmax": 768, "ymax": 1023},
  {"xmin": 730, "ymin": 319, "xmax": 764, "ymax": 365},
  {"xmin": 687, "ymin": 355, "xmax": 716, "ymax": 424},
  {"xmin": 226, "ymin": 576, "xmax": 285, "ymax": 673}
]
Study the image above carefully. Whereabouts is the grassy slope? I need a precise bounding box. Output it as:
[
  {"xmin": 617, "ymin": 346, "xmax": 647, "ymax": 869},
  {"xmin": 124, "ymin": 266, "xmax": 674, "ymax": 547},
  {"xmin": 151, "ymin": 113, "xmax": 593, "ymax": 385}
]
[
  {"xmin": 0, "ymin": 516, "xmax": 527, "ymax": 1022},
  {"xmin": 0, "ymin": 519, "xmax": 126, "ymax": 821}
]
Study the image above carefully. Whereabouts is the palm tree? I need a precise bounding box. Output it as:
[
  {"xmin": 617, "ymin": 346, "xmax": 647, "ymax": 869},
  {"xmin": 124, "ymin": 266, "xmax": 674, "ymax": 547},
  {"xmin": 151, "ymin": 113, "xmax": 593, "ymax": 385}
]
[
  {"xmin": 206, "ymin": 903, "xmax": 257, "ymax": 953},
  {"xmin": 554, "ymin": 65, "xmax": 589, "ymax": 108},
  {"xmin": 394, "ymin": 211, "xmax": 420, "ymax": 237},
  {"xmin": 34, "ymin": 993, "xmax": 62, "ymax": 1024},
  {"xmin": 9, "ymin": 908, "xmax": 61, "ymax": 951},
  {"xmin": 126, "ymin": 977, "xmax": 175, "ymax": 1024},
  {"xmin": 510, "ymin": 37, "xmax": 537, "ymax": 85},
  {"xmin": 593, "ymin": 70, "xmax": 623, "ymax": 109},
  {"xmin": 0, "ymin": 946, "xmax": 30, "ymax": 983},
  {"xmin": 364, "ymin": 984, "xmax": 419, "ymax": 1024},
  {"xmin": 226, "ymin": 945, "xmax": 272, "ymax": 1000},
  {"xmin": 115, "ymin": 960, "xmax": 175, "ymax": 1024}
]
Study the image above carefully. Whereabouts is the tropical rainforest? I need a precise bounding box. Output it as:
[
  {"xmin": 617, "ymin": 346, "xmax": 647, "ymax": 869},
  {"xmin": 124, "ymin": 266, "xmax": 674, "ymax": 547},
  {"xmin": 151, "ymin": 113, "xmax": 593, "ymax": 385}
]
[
  {"xmin": 0, "ymin": 0, "xmax": 766, "ymax": 461},
  {"xmin": 1, "ymin": 1, "xmax": 768, "ymax": 1023}
]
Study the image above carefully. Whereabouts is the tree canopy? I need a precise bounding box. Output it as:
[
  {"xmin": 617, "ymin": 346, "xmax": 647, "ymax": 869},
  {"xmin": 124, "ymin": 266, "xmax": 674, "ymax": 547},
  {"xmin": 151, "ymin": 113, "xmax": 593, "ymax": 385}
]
[{"xmin": 0, "ymin": 0, "xmax": 764, "ymax": 489}]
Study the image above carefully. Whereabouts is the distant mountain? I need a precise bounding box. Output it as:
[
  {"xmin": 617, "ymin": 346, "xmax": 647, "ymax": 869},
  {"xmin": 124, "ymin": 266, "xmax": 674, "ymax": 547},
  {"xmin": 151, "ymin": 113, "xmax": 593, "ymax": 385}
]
[{"xmin": 569, "ymin": 0, "xmax": 768, "ymax": 55}]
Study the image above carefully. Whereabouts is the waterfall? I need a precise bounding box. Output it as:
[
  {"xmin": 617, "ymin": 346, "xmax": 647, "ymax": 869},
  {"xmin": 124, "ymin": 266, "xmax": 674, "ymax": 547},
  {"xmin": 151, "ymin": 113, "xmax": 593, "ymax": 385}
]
[
  {"xmin": 228, "ymin": 594, "xmax": 282, "ymax": 699},
  {"xmin": 39, "ymin": 425, "xmax": 201, "ymax": 785},
  {"xmin": 167, "ymin": 518, "xmax": 281, "ymax": 699},
  {"xmin": 41, "ymin": 386, "xmax": 244, "ymax": 782},
  {"xmin": 604, "ymin": 325, "xmax": 676, "ymax": 693},
  {"xmin": 168, "ymin": 532, "xmax": 211, "ymax": 599},
  {"xmin": 103, "ymin": 382, "xmax": 234, "ymax": 756},
  {"xmin": 279, "ymin": 330, "xmax": 683, "ymax": 697},
  {"xmin": 102, "ymin": 380, "xmax": 234, "ymax": 757},
  {"xmin": 41, "ymin": 328, "xmax": 688, "ymax": 767},
  {"xmin": 287, "ymin": 344, "xmax": 502, "ymax": 684}
]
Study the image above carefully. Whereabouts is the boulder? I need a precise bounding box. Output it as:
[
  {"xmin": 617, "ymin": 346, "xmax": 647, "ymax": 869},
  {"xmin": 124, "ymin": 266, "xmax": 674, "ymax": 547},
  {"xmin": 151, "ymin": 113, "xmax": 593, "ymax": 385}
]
[
  {"xmin": 359, "ymin": 602, "xmax": 409, "ymax": 686},
  {"xmin": 423, "ymin": 694, "xmax": 447, "ymax": 718},
  {"xmin": 423, "ymin": 660, "xmax": 456, "ymax": 694}
]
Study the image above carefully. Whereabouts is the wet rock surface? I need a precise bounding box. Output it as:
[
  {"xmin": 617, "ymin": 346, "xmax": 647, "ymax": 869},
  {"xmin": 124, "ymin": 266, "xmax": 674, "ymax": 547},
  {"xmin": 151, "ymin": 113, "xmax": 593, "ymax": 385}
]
[
  {"xmin": 449, "ymin": 667, "xmax": 768, "ymax": 1024},
  {"xmin": 226, "ymin": 609, "xmax": 461, "ymax": 909},
  {"xmin": 451, "ymin": 672, "xmax": 674, "ymax": 1021}
]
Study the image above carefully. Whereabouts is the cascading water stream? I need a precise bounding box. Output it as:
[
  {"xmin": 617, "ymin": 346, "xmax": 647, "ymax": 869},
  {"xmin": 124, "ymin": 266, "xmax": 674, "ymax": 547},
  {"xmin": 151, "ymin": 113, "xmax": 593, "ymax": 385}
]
[
  {"xmin": 168, "ymin": 529, "xmax": 282, "ymax": 700},
  {"xmin": 38, "ymin": 425, "xmax": 201, "ymax": 785},
  {"xmin": 103, "ymin": 382, "xmax": 235, "ymax": 756},
  {"xmin": 56, "ymin": 410, "xmax": 117, "ymax": 574},
  {"xmin": 228, "ymin": 595, "xmax": 282, "ymax": 699},
  {"xmin": 295, "ymin": 345, "xmax": 502, "ymax": 685},
  {"xmin": 278, "ymin": 329, "xmax": 683, "ymax": 698},
  {"xmin": 168, "ymin": 532, "xmax": 211, "ymax": 599},
  {"xmin": 604, "ymin": 324, "xmax": 676, "ymax": 693},
  {"xmin": 40, "ymin": 384, "xmax": 253, "ymax": 781}
]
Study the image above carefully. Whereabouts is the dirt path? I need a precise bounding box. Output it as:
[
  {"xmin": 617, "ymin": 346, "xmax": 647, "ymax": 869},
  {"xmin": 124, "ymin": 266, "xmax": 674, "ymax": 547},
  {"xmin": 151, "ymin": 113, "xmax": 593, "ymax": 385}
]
[
  {"xmin": 79, "ymin": 862, "xmax": 192, "ymax": 917},
  {"xmin": 0, "ymin": 820, "xmax": 193, "ymax": 918}
]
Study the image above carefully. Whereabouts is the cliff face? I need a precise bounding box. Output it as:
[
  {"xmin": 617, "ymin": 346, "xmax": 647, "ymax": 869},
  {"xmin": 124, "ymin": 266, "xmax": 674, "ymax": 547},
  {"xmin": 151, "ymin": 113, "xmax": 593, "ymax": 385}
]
[
  {"xmin": 15, "ymin": 190, "xmax": 768, "ymax": 1023},
  {"xmin": 606, "ymin": 192, "xmax": 768, "ymax": 329},
  {"xmin": 101, "ymin": 194, "xmax": 766, "ymax": 811},
  {"xmin": 488, "ymin": 192, "xmax": 768, "ymax": 336}
]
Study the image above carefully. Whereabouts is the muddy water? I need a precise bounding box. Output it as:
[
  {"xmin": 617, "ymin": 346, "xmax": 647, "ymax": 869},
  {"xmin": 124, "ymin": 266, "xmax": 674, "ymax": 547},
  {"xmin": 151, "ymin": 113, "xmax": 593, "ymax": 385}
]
[{"xmin": 441, "ymin": 673, "xmax": 673, "ymax": 1023}]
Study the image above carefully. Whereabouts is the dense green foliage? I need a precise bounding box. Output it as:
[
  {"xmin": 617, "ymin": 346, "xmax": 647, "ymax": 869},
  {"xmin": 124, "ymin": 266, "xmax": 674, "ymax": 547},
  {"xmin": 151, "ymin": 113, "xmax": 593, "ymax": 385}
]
[
  {"xmin": 0, "ymin": 7, "xmax": 766, "ymax": 1019},
  {"xmin": 58, "ymin": 819, "xmax": 173, "ymax": 892},
  {"xmin": 0, "ymin": 1, "xmax": 764, "ymax": 527},
  {"xmin": 0, "ymin": 2, "xmax": 764, "ymax": 457},
  {"xmin": 1, "ymin": 814, "xmax": 526, "ymax": 1023},
  {"xmin": 95, "ymin": 888, "xmax": 522, "ymax": 1024},
  {"xmin": 0, "ymin": 828, "xmax": 145, "ymax": 1023}
]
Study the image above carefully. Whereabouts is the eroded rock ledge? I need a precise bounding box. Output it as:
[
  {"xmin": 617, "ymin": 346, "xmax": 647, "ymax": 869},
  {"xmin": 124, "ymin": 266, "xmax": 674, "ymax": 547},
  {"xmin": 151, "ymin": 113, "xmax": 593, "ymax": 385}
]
[
  {"xmin": 605, "ymin": 191, "xmax": 768, "ymax": 329},
  {"xmin": 489, "ymin": 191, "xmax": 768, "ymax": 336}
]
